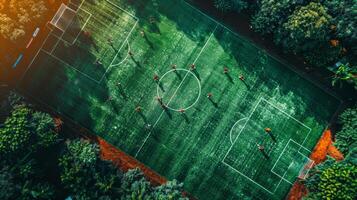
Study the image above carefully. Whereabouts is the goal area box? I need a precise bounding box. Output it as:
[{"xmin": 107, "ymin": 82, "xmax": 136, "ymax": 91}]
[
  {"xmin": 271, "ymin": 139, "xmax": 314, "ymax": 184},
  {"xmin": 222, "ymin": 98, "xmax": 312, "ymax": 194}
]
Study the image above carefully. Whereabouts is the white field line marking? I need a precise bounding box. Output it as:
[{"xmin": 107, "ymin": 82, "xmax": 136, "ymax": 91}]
[
  {"xmin": 273, "ymin": 162, "xmax": 293, "ymax": 193},
  {"xmin": 183, "ymin": 0, "xmax": 342, "ymax": 102},
  {"xmin": 50, "ymin": 4, "xmax": 80, "ymax": 54},
  {"xmin": 270, "ymin": 139, "xmax": 313, "ymax": 184},
  {"xmin": 49, "ymin": 1, "xmax": 138, "ymax": 83},
  {"xmin": 106, "ymin": 0, "xmax": 138, "ymax": 20},
  {"xmin": 156, "ymin": 68, "xmax": 202, "ymax": 111},
  {"xmin": 222, "ymin": 161, "xmax": 274, "ymax": 194},
  {"xmin": 134, "ymin": 25, "xmax": 218, "ymax": 158},
  {"xmin": 41, "ymin": 49, "xmax": 101, "ymax": 83},
  {"xmin": 222, "ymin": 97, "xmax": 263, "ymax": 161},
  {"xmin": 229, "ymin": 117, "xmax": 248, "ymax": 144},
  {"xmin": 99, "ymin": 20, "xmax": 138, "ymax": 82},
  {"xmin": 110, "ymin": 41, "xmax": 130, "ymax": 67},
  {"xmin": 18, "ymin": 30, "xmax": 54, "ymax": 86}
]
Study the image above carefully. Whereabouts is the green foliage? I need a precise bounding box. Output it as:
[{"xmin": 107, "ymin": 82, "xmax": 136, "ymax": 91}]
[
  {"xmin": 152, "ymin": 180, "xmax": 187, "ymax": 200},
  {"xmin": 317, "ymin": 163, "xmax": 357, "ymax": 199},
  {"xmin": 121, "ymin": 168, "xmax": 152, "ymax": 199},
  {"xmin": 59, "ymin": 139, "xmax": 99, "ymax": 194},
  {"xmin": 20, "ymin": 181, "xmax": 56, "ymax": 200},
  {"xmin": 0, "ymin": 105, "xmax": 31, "ymax": 155},
  {"xmin": 213, "ymin": 0, "xmax": 248, "ymax": 12},
  {"xmin": 66, "ymin": 139, "xmax": 99, "ymax": 166},
  {"xmin": 305, "ymin": 160, "xmax": 357, "ymax": 200},
  {"xmin": 324, "ymin": 0, "xmax": 357, "ymax": 45},
  {"xmin": 277, "ymin": 2, "xmax": 332, "ymax": 52},
  {"xmin": 0, "ymin": 166, "xmax": 18, "ymax": 200},
  {"xmin": 252, "ymin": 0, "xmax": 306, "ymax": 34},
  {"xmin": 335, "ymin": 106, "xmax": 357, "ymax": 154},
  {"xmin": 30, "ymin": 111, "xmax": 58, "ymax": 149}
]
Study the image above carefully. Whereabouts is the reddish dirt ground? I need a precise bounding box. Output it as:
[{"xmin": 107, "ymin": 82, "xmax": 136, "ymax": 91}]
[
  {"xmin": 97, "ymin": 137, "xmax": 167, "ymax": 186},
  {"xmin": 286, "ymin": 129, "xmax": 344, "ymax": 200},
  {"xmin": 1, "ymin": 0, "xmax": 67, "ymax": 86}
]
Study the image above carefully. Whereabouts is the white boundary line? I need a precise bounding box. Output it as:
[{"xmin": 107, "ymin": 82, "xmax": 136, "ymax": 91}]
[
  {"xmin": 229, "ymin": 117, "xmax": 248, "ymax": 144},
  {"xmin": 105, "ymin": 0, "xmax": 138, "ymax": 20},
  {"xmin": 182, "ymin": 0, "xmax": 343, "ymax": 102},
  {"xmin": 156, "ymin": 68, "xmax": 202, "ymax": 112},
  {"xmin": 134, "ymin": 25, "xmax": 218, "ymax": 158},
  {"xmin": 49, "ymin": 0, "xmax": 138, "ymax": 83},
  {"xmin": 270, "ymin": 139, "xmax": 314, "ymax": 185},
  {"xmin": 222, "ymin": 160, "xmax": 273, "ymax": 194},
  {"xmin": 100, "ymin": 20, "xmax": 138, "ymax": 82},
  {"xmin": 221, "ymin": 97, "xmax": 313, "ymax": 194},
  {"xmin": 110, "ymin": 41, "xmax": 131, "ymax": 67}
]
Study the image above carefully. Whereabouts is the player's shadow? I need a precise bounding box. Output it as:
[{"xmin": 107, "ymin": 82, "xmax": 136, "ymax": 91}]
[
  {"xmin": 143, "ymin": 34, "xmax": 155, "ymax": 49},
  {"xmin": 208, "ymin": 98, "xmax": 218, "ymax": 108},
  {"xmin": 138, "ymin": 112, "xmax": 148, "ymax": 123},
  {"xmin": 180, "ymin": 113, "xmax": 190, "ymax": 124},
  {"xmin": 174, "ymin": 70, "xmax": 182, "ymax": 80},
  {"xmin": 240, "ymin": 80, "xmax": 251, "ymax": 90},
  {"xmin": 191, "ymin": 69, "xmax": 201, "ymax": 81},
  {"xmin": 163, "ymin": 107, "xmax": 172, "ymax": 119},
  {"xmin": 225, "ymin": 73, "xmax": 234, "ymax": 83},
  {"xmin": 157, "ymin": 82, "xmax": 165, "ymax": 92},
  {"xmin": 130, "ymin": 56, "xmax": 143, "ymax": 68}
]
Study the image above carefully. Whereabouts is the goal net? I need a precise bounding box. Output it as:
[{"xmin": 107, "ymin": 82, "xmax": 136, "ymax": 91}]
[{"xmin": 50, "ymin": 3, "xmax": 77, "ymax": 32}]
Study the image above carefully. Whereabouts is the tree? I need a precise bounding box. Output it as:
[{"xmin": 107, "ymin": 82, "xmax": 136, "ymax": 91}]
[
  {"xmin": 30, "ymin": 111, "xmax": 58, "ymax": 149},
  {"xmin": 334, "ymin": 106, "xmax": 357, "ymax": 154},
  {"xmin": 324, "ymin": 0, "xmax": 357, "ymax": 46},
  {"xmin": 0, "ymin": 166, "xmax": 18, "ymax": 200},
  {"xmin": 151, "ymin": 180, "xmax": 188, "ymax": 200},
  {"xmin": 121, "ymin": 168, "xmax": 152, "ymax": 199},
  {"xmin": 252, "ymin": 0, "xmax": 306, "ymax": 34},
  {"xmin": 313, "ymin": 163, "xmax": 357, "ymax": 199},
  {"xmin": 0, "ymin": 105, "xmax": 31, "ymax": 156},
  {"xmin": 213, "ymin": 0, "xmax": 248, "ymax": 12},
  {"xmin": 59, "ymin": 139, "xmax": 123, "ymax": 199},
  {"xmin": 276, "ymin": 2, "xmax": 332, "ymax": 52},
  {"xmin": 332, "ymin": 63, "xmax": 357, "ymax": 89}
]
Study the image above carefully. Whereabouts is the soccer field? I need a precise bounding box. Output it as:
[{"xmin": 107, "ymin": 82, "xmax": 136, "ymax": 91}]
[{"xmin": 19, "ymin": 0, "xmax": 341, "ymax": 199}]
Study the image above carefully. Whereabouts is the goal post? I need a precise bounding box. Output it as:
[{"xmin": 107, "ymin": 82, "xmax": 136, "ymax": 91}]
[{"xmin": 50, "ymin": 4, "xmax": 77, "ymax": 33}]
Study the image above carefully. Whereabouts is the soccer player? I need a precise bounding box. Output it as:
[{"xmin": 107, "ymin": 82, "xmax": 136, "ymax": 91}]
[
  {"xmin": 135, "ymin": 106, "xmax": 142, "ymax": 112},
  {"xmin": 239, "ymin": 74, "xmax": 245, "ymax": 81},
  {"xmin": 140, "ymin": 30, "xmax": 145, "ymax": 37},
  {"xmin": 207, "ymin": 93, "xmax": 213, "ymax": 99},
  {"xmin": 190, "ymin": 64, "xmax": 196, "ymax": 71},
  {"xmin": 116, "ymin": 82, "xmax": 121, "ymax": 87},
  {"xmin": 153, "ymin": 74, "xmax": 160, "ymax": 82},
  {"xmin": 223, "ymin": 67, "xmax": 229, "ymax": 74},
  {"xmin": 265, "ymin": 127, "xmax": 277, "ymax": 142},
  {"xmin": 172, "ymin": 64, "xmax": 177, "ymax": 71},
  {"xmin": 179, "ymin": 108, "xmax": 185, "ymax": 113},
  {"xmin": 257, "ymin": 144, "xmax": 269, "ymax": 159}
]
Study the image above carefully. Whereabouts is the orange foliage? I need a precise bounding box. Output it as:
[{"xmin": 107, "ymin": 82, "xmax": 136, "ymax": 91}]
[
  {"xmin": 287, "ymin": 182, "xmax": 308, "ymax": 200},
  {"xmin": 330, "ymin": 39, "xmax": 339, "ymax": 47},
  {"xmin": 287, "ymin": 129, "xmax": 344, "ymax": 200},
  {"xmin": 97, "ymin": 137, "xmax": 167, "ymax": 186},
  {"xmin": 327, "ymin": 144, "xmax": 344, "ymax": 161},
  {"xmin": 310, "ymin": 129, "xmax": 332, "ymax": 164}
]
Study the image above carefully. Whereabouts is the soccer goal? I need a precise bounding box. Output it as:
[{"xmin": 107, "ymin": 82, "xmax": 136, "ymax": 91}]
[{"xmin": 50, "ymin": 4, "xmax": 77, "ymax": 34}]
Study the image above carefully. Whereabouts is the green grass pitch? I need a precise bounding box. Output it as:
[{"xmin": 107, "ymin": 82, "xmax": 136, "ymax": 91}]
[{"xmin": 19, "ymin": 0, "xmax": 341, "ymax": 199}]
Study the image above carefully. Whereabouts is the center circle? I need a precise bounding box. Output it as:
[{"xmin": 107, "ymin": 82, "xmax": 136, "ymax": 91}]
[{"xmin": 156, "ymin": 68, "xmax": 201, "ymax": 112}]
